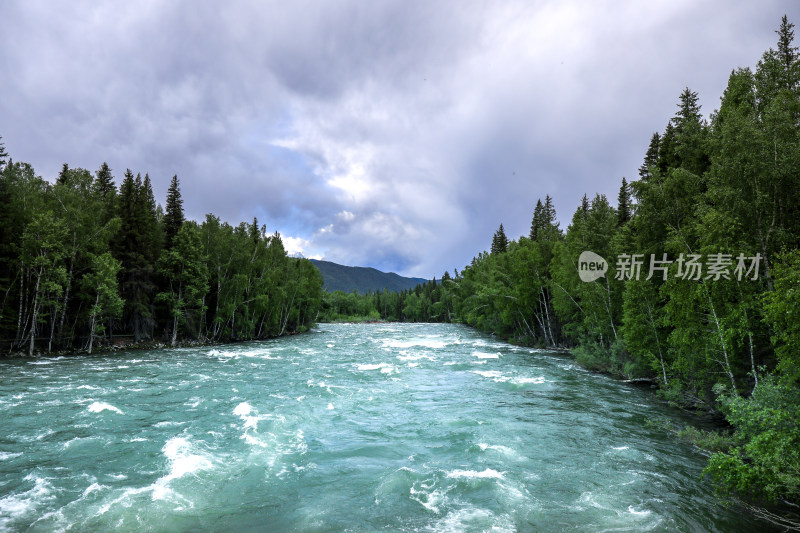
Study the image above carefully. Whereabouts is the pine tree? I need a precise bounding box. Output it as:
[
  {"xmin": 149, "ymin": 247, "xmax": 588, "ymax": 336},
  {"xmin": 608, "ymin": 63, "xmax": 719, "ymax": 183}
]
[
  {"xmin": 638, "ymin": 133, "xmax": 660, "ymax": 180},
  {"xmin": 94, "ymin": 162, "xmax": 116, "ymax": 225},
  {"xmin": 164, "ymin": 174, "xmax": 184, "ymax": 250},
  {"xmin": 543, "ymin": 195, "xmax": 558, "ymax": 230},
  {"xmin": 491, "ymin": 224, "xmax": 508, "ymax": 254},
  {"xmin": 141, "ymin": 174, "xmax": 161, "ymax": 261},
  {"xmin": 530, "ymin": 199, "xmax": 544, "ymax": 240},
  {"xmin": 756, "ymin": 15, "xmax": 800, "ymax": 114},
  {"xmin": 657, "ymin": 122, "xmax": 678, "ymax": 173},
  {"xmin": 774, "ymin": 15, "xmax": 798, "ymax": 91},
  {"xmin": 673, "ymin": 87, "xmax": 703, "ymax": 132},
  {"xmin": 57, "ymin": 163, "xmax": 70, "ymax": 185},
  {"xmin": 580, "ymin": 194, "xmax": 590, "ymax": 219},
  {"xmin": 250, "ymin": 217, "xmax": 261, "ymax": 246},
  {"xmin": 115, "ymin": 171, "xmax": 159, "ymax": 341},
  {"xmin": 672, "ymin": 88, "xmax": 710, "ymax": 175},
  {"xmin": 94, "ymin": 162, "xmax": 115, "ymax": 199},
  {"xmin": 0, "ymin": 136, "xmax": 8, "ymax": 169},
  {"xmin": 531, "ymin": 195, "xmax": 561, "ymax": 242},
  {"xmin": 617, "ymin": 177, "xmax": 631, "ymax": 226}
]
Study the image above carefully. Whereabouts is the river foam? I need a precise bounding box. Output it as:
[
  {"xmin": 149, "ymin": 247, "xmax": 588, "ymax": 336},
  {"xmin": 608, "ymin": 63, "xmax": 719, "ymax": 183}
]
[{"xmin": 0, "ymin": 322, "xmax": 777, "ymax": 532}]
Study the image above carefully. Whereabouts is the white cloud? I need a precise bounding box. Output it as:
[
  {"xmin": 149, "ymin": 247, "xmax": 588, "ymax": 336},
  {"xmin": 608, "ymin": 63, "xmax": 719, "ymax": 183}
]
[{"xmin": 282, "ymin": 236, "xmax": 323, "ymax": 260}]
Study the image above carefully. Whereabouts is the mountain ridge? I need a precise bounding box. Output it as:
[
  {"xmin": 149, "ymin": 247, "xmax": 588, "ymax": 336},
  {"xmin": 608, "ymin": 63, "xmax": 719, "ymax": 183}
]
[{"xmin": 310, "ymin": 259, "xmax": 427, "ymax": 294}]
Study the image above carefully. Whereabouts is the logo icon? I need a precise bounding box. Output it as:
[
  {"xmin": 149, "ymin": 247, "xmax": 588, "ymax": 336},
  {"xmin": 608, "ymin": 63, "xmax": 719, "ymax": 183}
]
[{"xmin": 578, "ymin": 251, "xmax": 608, "ymax": 282}]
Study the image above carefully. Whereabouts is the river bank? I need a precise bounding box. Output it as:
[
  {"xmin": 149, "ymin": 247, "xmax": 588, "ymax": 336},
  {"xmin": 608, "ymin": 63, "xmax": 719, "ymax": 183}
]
[{"xmin": 0, "ymin": 327, "xmax": 314, "ymax": 360}]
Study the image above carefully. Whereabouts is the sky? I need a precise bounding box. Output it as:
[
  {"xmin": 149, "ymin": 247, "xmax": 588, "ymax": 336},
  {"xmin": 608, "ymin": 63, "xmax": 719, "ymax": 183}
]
[{"xmin": 1, "ymin": 1, "xmax": 796, "ymax": 278}]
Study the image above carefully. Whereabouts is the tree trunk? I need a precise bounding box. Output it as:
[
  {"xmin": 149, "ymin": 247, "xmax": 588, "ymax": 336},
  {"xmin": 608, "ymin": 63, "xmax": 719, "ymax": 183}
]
[
  {"xmin": 541, "ymin": 286, "xmax": 554, "ymax": 346},
  {"xmin": 57, "ymin": 234, "xmax": 76, "ymax": 345},
  {"xmin": 602, "ymin": 277, "xmax": 617, "ymax": 341},
  {"xmin": 88, "ymin": 293, "xmax": 99, "ymax": 354},
  {"xmin": 706, "ymin": 289, "xmax": 737, "ymax": 395},
  {"xmin": 645, "ymin": 301, "xmax": 668, "ymax": 386},
  {"xmin": 48, "ymin": 300, "xmax": 57, "ymax": 353},
  {"xmin": 15, "ymin": 267, "xmax": 26, "ymax": 347},
  {"xmin": 28, "ymin": 267, "xmax": 43, "ymax": 356}
]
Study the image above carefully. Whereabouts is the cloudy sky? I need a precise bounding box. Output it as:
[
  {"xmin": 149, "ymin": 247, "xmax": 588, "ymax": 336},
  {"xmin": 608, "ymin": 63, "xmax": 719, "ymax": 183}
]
[{"xmin": 1, "ymin": 1, "xmax": 794, "ymax": 277}]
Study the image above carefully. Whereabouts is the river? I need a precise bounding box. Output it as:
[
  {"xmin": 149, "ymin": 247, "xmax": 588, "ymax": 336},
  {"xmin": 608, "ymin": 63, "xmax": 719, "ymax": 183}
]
[{"xmin": 0, "ymin": 323, "xmax": 775, "ymax": 531}]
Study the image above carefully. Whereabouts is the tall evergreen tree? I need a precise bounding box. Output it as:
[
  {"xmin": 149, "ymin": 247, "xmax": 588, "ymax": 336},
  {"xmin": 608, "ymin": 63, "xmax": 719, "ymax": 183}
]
[
  {"xmin": 93, "ymin": 162, "xmax": 117, "ymax": 226},
  {"xmin": 164, "ymin": 174, "xmax": 184, "ymax": 250},
  {"xmin": 94, "ymin": 163, "xmax": 115, "ymax": 199},
  {"xmin": 672, "ymin": 87, "xmax": 710, "ymax": 175},
  {"xmin": 530, "ymin": 199, "xmax": 544, "ymax": 240},
  {"xmin": 657, "ymin": 122, "xmax": 678, "ymax": 173},
  {"xmin": 638, "ymin": 133, "xmax": 660, "ymax": 180},
  {"xmin": 617, "ymin": 177, "xmax": 631, "ymax": 226},
  {"xmin": 491, "ymin": 224, "xmax": 508, "ymax": 254},
  {"xmin": 0, "ymin": 136, "xmax": 8, "ymax": 169},
  {"xmin": 141, "ymin": 174, "xmax": 162, "ymax": 261},
  {"xmin": 56, "ymin": 163, "xmax": 70, "ymax": 185},
  {"xmin": 580, "ymin": 194, "xmax": 590, "ymax": 219},
  {"xmin": 114, "ymin": 171, "xmax": 159, "ymax": 341}
]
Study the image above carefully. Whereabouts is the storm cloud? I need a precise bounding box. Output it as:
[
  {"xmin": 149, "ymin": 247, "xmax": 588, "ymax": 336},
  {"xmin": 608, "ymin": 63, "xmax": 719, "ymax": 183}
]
[{"xmin": 0, "ymin": 1, "xmax": 793, "ymax": 276}]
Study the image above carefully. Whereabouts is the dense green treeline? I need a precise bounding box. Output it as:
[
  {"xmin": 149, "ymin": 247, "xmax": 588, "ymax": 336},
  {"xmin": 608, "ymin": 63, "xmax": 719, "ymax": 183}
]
[
  {"xmin": 319, "ymin": 272, "xmax": 455, "ymax": 323},
  {"xmin": 0, "ymin": 151, "xmax": 323, "ymax": 354},
  {"xmin": 321, "ymin": 18, "xmax": 800, "ymax": 512}
]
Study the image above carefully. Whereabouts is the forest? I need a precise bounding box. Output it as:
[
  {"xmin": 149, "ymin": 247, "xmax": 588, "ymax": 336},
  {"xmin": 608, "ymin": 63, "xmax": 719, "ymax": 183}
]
[
  {"xmin": 0, "ymin": 154, "xmax": 324, "ymax": 355},
  {"xmin": 319, "ymin": 17, "xmax": 800, "ymax": 516}
]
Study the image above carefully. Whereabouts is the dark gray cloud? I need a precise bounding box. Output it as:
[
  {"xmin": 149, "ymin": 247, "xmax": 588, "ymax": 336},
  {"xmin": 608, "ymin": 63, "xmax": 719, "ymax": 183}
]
[{"xmin": 0, "ymin": 0, "xmax": 795, "ymax": 277}]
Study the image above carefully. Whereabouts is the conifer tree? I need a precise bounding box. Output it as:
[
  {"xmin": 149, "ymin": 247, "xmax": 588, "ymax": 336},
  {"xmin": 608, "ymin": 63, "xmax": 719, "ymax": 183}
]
[
  {"xmin": 93, "ymin": 163, "xmax": 117, "ymax": 225},
  {"xmin": 617, "ymin": 177, "xmax": 631, "ymax": 226},
  {"xmin": 580, "ymin": 194, "xmax": 590, "ymax": 219},
  {"xmin": 115, "ymin": 171, "xmax": 159, "ymax": 341},
  {"xmin": 672, "ymin": 88, "xmax": 710, "ymax": 175},
  {"xmin": 491, "ymin": 224, "xmax": 508, "ymax": 254},
  {"xmin": 0, "ymin": 136, "xmax": 8, "ymax": 169},
  {"xmin": 657, "ymin": 122, "xmax": 678, "ymax": 173},
  {"xmin": 141, "ymin": 174, "xmax": 162, "ymax": 259},
  {"xmin": 57, "ymin": 163, "xmax": 69, "ymax": 185},
  {"xmin": 638, "ymin": 133, "xmax": 660, "ymax": 180},
  {"xmin": 94, "ymin": 162, "xmax": 115, "ymax": 200},
  {"xmin": 542, "ymin": 195, "xmax": 559, "ymax": 239},
  {"xmin": 164, "ymin": 174, "xmax": 184, "ymax": 250},
  {"xmin": 530, "ymin": 199, "xmax": 544, "ymax": 240}
]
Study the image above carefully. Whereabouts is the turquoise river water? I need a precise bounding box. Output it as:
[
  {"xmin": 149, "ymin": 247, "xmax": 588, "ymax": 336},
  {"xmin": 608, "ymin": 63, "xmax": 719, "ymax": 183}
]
[{"xmin": 0, "ymin": 323, "xmax": 775, "ymax": 531}]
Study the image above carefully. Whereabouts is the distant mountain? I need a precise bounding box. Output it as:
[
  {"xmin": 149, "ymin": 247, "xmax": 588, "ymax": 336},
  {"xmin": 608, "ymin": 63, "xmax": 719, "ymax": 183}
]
[{"xmin": 310, "ymin": 259, "xmax": 427, "ymax": 294}]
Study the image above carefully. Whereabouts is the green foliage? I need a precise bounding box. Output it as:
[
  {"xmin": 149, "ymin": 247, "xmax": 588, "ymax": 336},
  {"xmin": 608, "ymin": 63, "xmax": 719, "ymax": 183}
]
[
  {"xmin": 157, "ymin": 223, "xmax": 209, "ymax": 345},
  {"xmin": 763, "ymin": 250, "xmax": 800, "ymax": 384},
  {"xmin": 82, "ymin": 252, "xmax": 123, "ymax": 353},
  {"xmin": 704, "ymin": 376, "xmax": 800, "ymax": 503},
  {"xmin": 0, "ymin": 147, "xmax": 323, "ymax": 352},
  {"xmin": 677, "ymin": 425, "xmax": 734, "ymax": 454}
]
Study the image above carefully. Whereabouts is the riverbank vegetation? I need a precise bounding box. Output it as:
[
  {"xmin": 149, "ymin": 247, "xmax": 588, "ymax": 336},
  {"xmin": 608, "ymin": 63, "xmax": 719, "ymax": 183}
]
[
  {"xmin": 317, "ymin": 17, "xmax": 800, "ymax": 517},
  {"xmin": 0, "ymin": 153, "xmax": 323, "ymax": 355}
]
